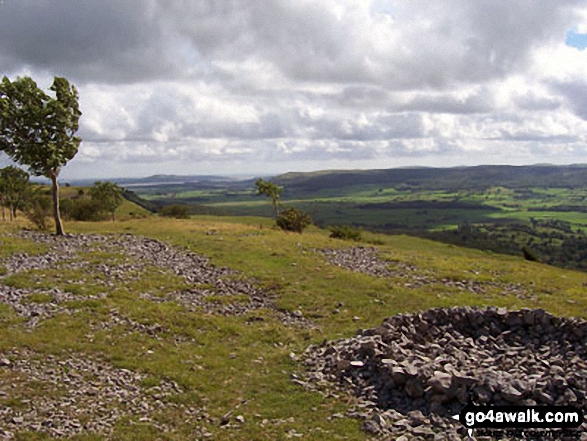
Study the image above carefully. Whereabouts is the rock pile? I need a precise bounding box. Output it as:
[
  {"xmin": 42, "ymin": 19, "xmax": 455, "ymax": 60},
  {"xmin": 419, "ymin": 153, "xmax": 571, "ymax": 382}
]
[
  {"xmin": 301, "ymin": 307, "xmax": 587, "ymax": 439},
  {"xmin": 0, "ymin": 349, "xmax": 208, "ymax": 439}
]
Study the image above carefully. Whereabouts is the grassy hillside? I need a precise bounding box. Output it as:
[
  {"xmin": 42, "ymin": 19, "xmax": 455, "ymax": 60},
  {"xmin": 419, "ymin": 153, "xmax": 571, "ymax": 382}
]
[{"xmin": 1, "ymin": 215, "xmax": 586, "ymax": 439}]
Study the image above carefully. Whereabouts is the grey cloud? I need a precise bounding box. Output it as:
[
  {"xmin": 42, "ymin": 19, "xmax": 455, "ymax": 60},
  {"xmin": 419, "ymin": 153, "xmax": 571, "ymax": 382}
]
[
  {"xmin": 377, "ymin": 1, "xmax": 582, "ymax": 89},
  {"xmin": 291, "ymin": 108, "xmax": 425, "ymax": 141},
  {"xmin": 495, "ymin": 132, "xmax": 578, "ymax": 143},
  {"xmin": 398, "ymin": 88, "xmax": 495, "ymax": 114},
  {"xmin": 513, "ymin": 91, "xmax": 562, "ymax": 111},
  {"xmin": 550, "ymin": 80, "xmax": 587, "ymax": 120},
  {"xmin": 335, "ymin": 86, "xmax": 392, "ymax": 109},
  {"xmin": 0, "ymin": 0, "xmax": 178, "ymax": 83},
  {"xmin": 1, "ymin": 0, "xmax": 582, "ymax": 90}
]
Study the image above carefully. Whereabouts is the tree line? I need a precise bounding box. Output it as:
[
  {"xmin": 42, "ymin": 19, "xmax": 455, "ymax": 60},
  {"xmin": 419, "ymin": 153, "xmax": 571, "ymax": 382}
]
[{"xmin": 0, "ymin": 167, "xmax": 125, "ymax": 228}]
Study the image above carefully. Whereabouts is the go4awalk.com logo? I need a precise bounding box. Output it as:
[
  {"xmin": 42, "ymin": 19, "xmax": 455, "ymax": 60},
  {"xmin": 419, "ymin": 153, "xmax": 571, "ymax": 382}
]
[{"xmin": 455, "ymin": 404, "xmax": 584, "ymax": 439}]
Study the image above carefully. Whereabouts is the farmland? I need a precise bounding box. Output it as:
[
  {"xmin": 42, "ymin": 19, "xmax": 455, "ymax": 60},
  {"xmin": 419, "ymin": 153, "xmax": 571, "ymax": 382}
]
[{"xmin": 124, "ymin": 165, "xmax": 587, "ymax": 271}]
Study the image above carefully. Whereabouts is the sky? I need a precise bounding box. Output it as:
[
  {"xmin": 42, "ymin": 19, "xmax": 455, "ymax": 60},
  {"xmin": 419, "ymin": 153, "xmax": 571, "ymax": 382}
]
[{"xmin": 2, "ymin": 0, "xmax": 587, "ymax": 180}]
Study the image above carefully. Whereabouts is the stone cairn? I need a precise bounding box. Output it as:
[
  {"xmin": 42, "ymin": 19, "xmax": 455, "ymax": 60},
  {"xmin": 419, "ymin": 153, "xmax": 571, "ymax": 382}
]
[{"xmin": 300, "ymin": 307, "xmax": 587, "ymax": 440}]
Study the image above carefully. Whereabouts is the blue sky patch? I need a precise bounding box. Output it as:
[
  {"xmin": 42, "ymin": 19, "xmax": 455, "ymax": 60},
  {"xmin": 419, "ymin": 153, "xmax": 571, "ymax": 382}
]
[{"xmin": 565, "ymin": 30, "xmax": 587, "ymax": 50}]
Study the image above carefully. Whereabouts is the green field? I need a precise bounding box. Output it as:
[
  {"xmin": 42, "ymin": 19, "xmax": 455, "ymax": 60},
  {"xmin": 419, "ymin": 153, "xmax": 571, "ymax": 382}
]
[{"xmin": 128, "ymin": 168, "xmax": 587, "ymax": 271}]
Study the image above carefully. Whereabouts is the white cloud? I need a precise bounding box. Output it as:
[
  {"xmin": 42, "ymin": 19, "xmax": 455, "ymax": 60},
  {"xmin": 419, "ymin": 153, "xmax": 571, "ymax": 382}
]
[{"xmin": 1, "ymin": 0, "xmax": 587, "ymax": 178}]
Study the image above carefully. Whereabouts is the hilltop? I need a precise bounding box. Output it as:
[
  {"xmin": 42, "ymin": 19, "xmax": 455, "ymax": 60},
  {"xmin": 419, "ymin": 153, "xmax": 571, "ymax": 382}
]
[{"xmin": 0, "ymin": 215, "xmax": 586, "ymax": 439}]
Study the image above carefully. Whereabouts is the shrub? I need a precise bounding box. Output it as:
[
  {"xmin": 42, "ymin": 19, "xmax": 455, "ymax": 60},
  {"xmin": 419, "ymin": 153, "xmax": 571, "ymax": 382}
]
[
  {"xmin": 25, "ymin": 195, "xmax": 52, "ymax": 231},
  {"xmin": 160, "ymin": 204, "xmax": 191, "ymax": 219},
  {"xmin": 59, "ymin": 198, "xmax": 75, "ymax": 220},
  {"xmin": 522, "ymin": 246, "xmax": 539, "ymax": 262},
  {"xmin": 60, "ymin": 198, "xmax": 105, "ymax": 221},
  {"xmin": 276, "ymin": 207, "xmax": 312, "ymax": 233},
  {"xmin": 329, "ymin": 225, "xmax": 362, "ymax": 241}
]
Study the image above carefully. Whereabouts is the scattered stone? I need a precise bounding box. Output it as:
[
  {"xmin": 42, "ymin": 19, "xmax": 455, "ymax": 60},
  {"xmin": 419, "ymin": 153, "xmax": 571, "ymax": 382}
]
[
  {"xmin": 0, "ymin": 348, "xmax": 208, "ymax": 438},
  {"xmin": 318, "ymin": 247, "xmax": 531, "ymax": 297},
  {"xmin": 0, "ymin": 231, "xmax": 314, "ymax": 328}
]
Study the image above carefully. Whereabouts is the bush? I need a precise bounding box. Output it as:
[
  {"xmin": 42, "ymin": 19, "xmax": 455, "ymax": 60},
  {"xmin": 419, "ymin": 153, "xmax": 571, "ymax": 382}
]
[
  {"xmin": 26, "ymin": 195, "xmax": 52, "ymax": 231},
  {"xmin": 160, "ymin": 204, "xmax": 191, "ymax": 219},
  {"xmin": 329, "ymin": 225, "xmax": 362, "ymax": 241},
  {"xmin": 276, "ymin": 207, "xmax": 312, "ymax": 233},
  {"xmin": 522, "ymin": 246, "xmax": 539, "ymax": 262},
  {"xmin": 60, "ymin": 198, "xmax": 105, "ymax": 221}
]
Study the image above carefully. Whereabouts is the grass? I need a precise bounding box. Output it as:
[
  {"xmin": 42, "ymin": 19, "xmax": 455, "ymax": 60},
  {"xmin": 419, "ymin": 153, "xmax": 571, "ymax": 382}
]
[
  {"xmin": 0, "ymin": 234, "xmax": 48, "ymax": 258},
  {"xmin": 0, "ymin": 216, "xmax": 586, "ymax": 439}
]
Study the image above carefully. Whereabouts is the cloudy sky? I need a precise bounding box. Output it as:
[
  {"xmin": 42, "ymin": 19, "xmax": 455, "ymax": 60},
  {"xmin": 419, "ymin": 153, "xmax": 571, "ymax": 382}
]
[{"xmin": 2, "ymin": 0, "xmax": 587, "ymax": 179}]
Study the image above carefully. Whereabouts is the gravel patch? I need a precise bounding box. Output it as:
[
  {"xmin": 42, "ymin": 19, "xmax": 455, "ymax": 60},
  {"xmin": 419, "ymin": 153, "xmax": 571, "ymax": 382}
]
[
  {"xmin": 299, "ymin": 307, "xmax": 587, "ymax": 439},
  {"xmin": 0, "ymin": 286, "xmax": 105, "ymax": 327},
  {"xmin": 0, "ymin": 231, "xmax": 309, "ymax": 327},
  {"xmin": 319, "ymin": 246, "xmax": 532, "ymax": 298},
  {"xmin": 0, "ymin": 349, "xmax": 208, "ymax": 439}
]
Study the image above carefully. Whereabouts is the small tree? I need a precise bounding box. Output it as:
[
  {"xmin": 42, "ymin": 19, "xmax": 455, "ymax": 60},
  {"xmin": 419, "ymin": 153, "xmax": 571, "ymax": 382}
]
[
  {"xmin": 90, "ymin": 181, "xmax": 124, "ymax": 222},
  {"xmin": 0, "ymin": 76, "xmax": 81, "ymax": 235},
  {"xmin": 255, "ymin": 178, "xmax": 283, "ymax": 218},
  {"xmin": 0, "ymin": 166, "xmax": 30, "ymax": 221},
  {"xmin": 25, "ymin": 190, "xmax": 52, "ymax": 231},
  {"xmin": 276, "ymin": 207, "xmax": 312, "ymax": 233}
]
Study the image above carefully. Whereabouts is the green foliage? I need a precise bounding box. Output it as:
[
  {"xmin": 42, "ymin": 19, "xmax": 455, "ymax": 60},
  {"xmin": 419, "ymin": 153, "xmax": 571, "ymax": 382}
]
[
  {"xmin": 90, "ymin": 181, "xmax": 124, "ymax": 222},
  {"xmin": 425, "ymin": 220, "xmax": 587, "ymax": 271},
  {"xmin": 60, "ymin": 198, "xmax": 105, "ymax": 221},
  {"xmin": 522, "ymin": 246, "xmax": 540, "ymax": 262},
  {"xmin": 329, "ymin": 225, "xmax": 362, "ymax": 241},
  {"xmin": 159, "ymin": 204, "xmax": 191, "ymax": 219},
  {"xmin": 0, "ymin": 75, "xmax": 81, "ymax": 235},
  {"xmin": 255, "ymin": 178, "xmax": 283, "ymax": 218},
  {"xmin": 0, "ymin": 166, "xmax": 30, "ymax": 221},
  {"xmin": 25, "ymin": 192, "xmax": 52, "ymax": 231},
  {"xmin": 0, "ymin": 76, "xmax": 81, "ymax": 176},
  {"xmin": 276, "ymin": 207, "xmax": 312, "ymax": 233}
]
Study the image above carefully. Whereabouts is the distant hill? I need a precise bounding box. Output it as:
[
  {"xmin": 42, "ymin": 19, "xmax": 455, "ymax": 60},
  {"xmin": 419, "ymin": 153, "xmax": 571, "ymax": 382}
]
[
  {"xmin": 117, "ymin": 174, "xmax": 232, "ymax": 186},
  {"xmin": 62, "ymin": 174, "xmax": 251, "ymax": 188},
  {"xmin": 274, "ymin": 165, "xmax": 587, "ymax": 193}
]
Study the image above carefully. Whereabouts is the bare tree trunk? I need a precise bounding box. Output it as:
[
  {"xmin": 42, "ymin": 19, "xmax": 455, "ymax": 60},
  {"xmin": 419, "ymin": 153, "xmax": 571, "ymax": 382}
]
[
  {"xmin": 112, "ymin": 210, "xmax": 116, "ymax": 223},
  {"xmin": 12, "ymin": 205, "xmax": 17, "ymax": 219},
  {"xmin": 50, "ymin": 172, "xmax": 64, "ymax": 235},
  {"xmin": 1, "ymin": 200, "xmax": 5, "ymax": 222},
  {"xmin": 8, "ymin": 204, "xmax": 13, "ymax": 222}
]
